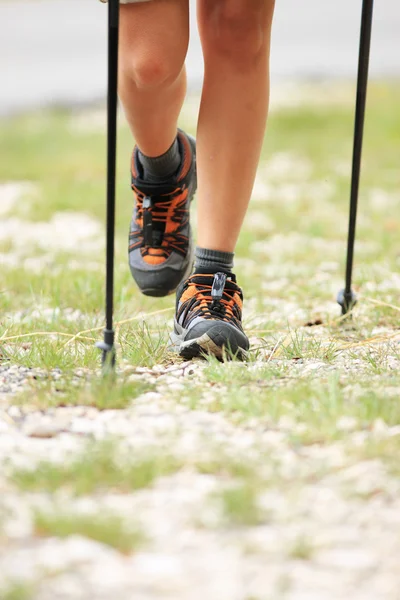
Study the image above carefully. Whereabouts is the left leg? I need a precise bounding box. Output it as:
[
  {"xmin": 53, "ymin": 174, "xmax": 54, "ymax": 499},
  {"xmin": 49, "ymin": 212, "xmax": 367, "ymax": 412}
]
[
  {"xmin": 196, "ymin": 0, "xmax": 275, "ymax": 252},
  {"xmin": 171, "ymin": 0, "xmax": 275, "ymax": 359}
]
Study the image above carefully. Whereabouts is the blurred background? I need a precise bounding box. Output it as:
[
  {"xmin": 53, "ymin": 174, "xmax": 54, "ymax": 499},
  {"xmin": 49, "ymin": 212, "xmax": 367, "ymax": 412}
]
[{"xmin": 1, "ymin": 0, "xmax": 400, "ymax": 116}]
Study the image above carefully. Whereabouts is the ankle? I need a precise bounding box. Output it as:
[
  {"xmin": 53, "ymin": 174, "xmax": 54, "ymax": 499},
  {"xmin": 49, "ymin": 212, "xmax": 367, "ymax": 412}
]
[
  {"xmin": 138, "ymin": 135, "xmax": 180, "ymax": 182},
  {"xmin": 194, "ymin": 247, "xmax": 234, "ymax": 275}
]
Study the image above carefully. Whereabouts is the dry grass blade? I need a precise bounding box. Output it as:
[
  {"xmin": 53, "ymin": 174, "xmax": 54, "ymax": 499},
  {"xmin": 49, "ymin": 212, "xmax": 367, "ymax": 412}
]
[
  {"xmin": 0, "ymin": 331, "xmax": 95, "ymax": 343},
  {"xmin": 324, "ymin": 306, "xmax": 358, "ymax": 327},
  {"xmin": 63, "ymin": 307, "xmax": 174, "ymax": 347},
  {"xmin": 266, "ymin": 335, "xmax": 284, "ymax": 364},
  {"xmin": 0, "ymin": 308, "xmax": 174, "ymax": 348},
  {"xmin": 363, "ymin": 297, "xmax": 400, "ymax": 313},
  {"xmin": 337, "ymin": 331, "xmax": 400, "ymax": 350}
]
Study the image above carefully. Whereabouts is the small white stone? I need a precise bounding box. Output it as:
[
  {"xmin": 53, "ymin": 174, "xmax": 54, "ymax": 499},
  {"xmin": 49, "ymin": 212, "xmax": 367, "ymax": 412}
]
[
  {"xmin": 23, "ymin": 423, "xmax": 62, "ymax": 439},
  {"xmin": 133, "ymin": 553, "xmax": 184, "ymax": 579},
  {"xmin": 7, "ymin": 406, "xmax": 22, "ymax": 418},
  {"xmin": 0, "ymin": 420, "xmax": 10, "ymax": 433},
  {"xmin": 70, "ymin": 418, "xmax": 104, "ymax": 436},
  {"xmin": 278, "ymin": 415, "xmax": 297, "ymax": 431},
  {"xmin": 301, "ymin": 361, "xmax": 326, "ymax": 375},
  {"xmin": 316, "ymin": 548, "xmax": 377, "ymax": 571},
  {"xmin": 372, "ymin": 418, "xmax": 389, "ymax": 436},
  {"xmin": 336, "ymin": 416, "xmax": 358, "ymax": 432}
]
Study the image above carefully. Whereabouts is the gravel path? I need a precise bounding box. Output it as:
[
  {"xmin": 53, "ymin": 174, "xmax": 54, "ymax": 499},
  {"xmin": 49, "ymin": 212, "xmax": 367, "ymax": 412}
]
[{"xmin": 1, "ymin": 358, "xmax": 400, "ymax": 599}]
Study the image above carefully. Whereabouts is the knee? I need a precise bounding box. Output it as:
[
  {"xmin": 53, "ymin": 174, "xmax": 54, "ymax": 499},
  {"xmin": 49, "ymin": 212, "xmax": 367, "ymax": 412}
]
[
  {"xmin": 120, "ymin": 52, "xmax": 183, "ymax": 90},
  {"xmin": 202, "ymin": 0, "xmax": 275, "ymax": 64}
]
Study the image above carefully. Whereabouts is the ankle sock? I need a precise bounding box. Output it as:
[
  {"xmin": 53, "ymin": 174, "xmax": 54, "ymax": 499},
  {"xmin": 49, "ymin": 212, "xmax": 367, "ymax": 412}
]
[
  {"xmin": 194, "ymin": 247, "xmax": 234, "ymax": 274},
  {"xmin": 138, "ymin": 136, "xmax": 181, "ymax": 182}
]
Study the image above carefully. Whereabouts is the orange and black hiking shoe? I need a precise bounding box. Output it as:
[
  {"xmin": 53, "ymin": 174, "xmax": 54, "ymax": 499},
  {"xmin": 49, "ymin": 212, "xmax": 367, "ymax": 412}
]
[
  {"xmin": 170, "ymin": 271, "xmax": 250, "ymax": 360},
  {"xmin": 129, "ymin": 130, "xmax": 196, "ymax": 297}
]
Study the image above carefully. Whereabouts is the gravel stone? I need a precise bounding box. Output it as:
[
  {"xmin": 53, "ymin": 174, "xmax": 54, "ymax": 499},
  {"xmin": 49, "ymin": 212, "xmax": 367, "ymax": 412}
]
[{"xmin": 23, "ymin": 422, "xmax": 63, "ymax": 439}]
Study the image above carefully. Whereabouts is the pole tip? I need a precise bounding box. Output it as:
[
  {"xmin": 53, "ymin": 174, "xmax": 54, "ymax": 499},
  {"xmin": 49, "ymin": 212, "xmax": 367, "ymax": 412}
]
[
  {"xmin": 337, "ymin": 289, "xmax": 358, "ymax": 316},
  {"xmin": 95, "ymin": 329, "xmax": 116, "ymax": 372}
]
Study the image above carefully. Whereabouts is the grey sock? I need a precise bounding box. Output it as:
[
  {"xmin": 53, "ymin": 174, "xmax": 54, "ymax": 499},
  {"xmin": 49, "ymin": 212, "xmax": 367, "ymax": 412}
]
[
  {"xmin": 194, "ymin": 247, "xmax": 234, "ymax": 274},
  {"xmin": 138, "ymin": 137, "xmax": 181, "ymax": 182}
]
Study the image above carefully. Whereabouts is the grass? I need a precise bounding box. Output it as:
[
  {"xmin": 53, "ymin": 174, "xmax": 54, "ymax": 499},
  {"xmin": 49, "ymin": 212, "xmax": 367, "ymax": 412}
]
[
  {"xmin": 288, "ymin": 536, "xmax": 315, "ymax": 561},
  {"xmin": 11, "ymin": 438, "xmax": 266, "ymax": 496},
  {"xmin": 14, "ymin": 375, "xmax": 153, "ymax": 411},
  {"xmin": 33, "ymin": 511, "xmax": 145, "ymax": 555},
  {"xmin": 194, "ymin": 449, "xmax": 269, "ymax": 528},
  {"xmin": 11, "ymin": 440, "xmax": 182, "ymax": 495},
  {"xmin": 0, "ymin": 584, "xmax": 34, "ymax": 600},
  {"xmin": 195, "ymin": 453, "xmax": 258, "ymax": 480},
  {"xmin": 168, "ymin": 370, "xmax": 400, "ymax": 446},
  {"xmin": 354, "ymin": 436, "xmax": 400, "ymax": 479},
  {"xmin": 275, "ymin": 330, "xmax": 339, "ymax": 362},
  {"xmin": 1, "ymin": 83, "xmax": 400, "ymax": 538},
  {"xmin": 1, "ymin": 86, "xmax": 400, "ymax": 366},
  {"xmin": 1, "ymin": 307, "xmax": 173, "ymax": 372},
  {"xmin": 216, "ymin": 481, "xmax": 264, "ymax": 527}
]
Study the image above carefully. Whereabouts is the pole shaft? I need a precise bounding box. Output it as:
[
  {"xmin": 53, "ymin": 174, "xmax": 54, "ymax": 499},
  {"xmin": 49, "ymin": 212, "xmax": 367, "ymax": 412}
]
[
  {"xmin": 345, "ymin": 0, "xmax": 374, "ymax": 295},
  {"xmin": 105, "ymin": 0, "xmax": 119, "ymax": 332}
]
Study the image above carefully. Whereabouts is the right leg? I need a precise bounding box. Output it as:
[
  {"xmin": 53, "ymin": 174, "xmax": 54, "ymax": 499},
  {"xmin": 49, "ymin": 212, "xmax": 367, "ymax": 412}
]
[
  {"xmin": 118, "ymin": 0, "xmax": 189, "ymax": 157},
  {"xmin": 119, "ymin": 0, "xmax": 197, "ymax": 297}
]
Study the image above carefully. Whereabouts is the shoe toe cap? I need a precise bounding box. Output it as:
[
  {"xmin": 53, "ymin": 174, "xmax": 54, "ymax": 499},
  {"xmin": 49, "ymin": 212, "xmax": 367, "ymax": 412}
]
[
  {"xmin": 130, "ymin": 266, "xmax": 185, "ymax": 297},
  {"xmin": 186, "ymin": 321, "xmax": 249, "ymax": 354},
  {"xmin": 129, "ymin": 249, "xmax": 193, "ymax": 297}
]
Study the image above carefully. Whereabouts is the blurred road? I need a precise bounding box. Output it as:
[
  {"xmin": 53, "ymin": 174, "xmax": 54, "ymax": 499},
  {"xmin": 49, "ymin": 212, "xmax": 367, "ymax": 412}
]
[{"xmin": 1, "ymin": 0, "xmax": 399, "ymax": 115}]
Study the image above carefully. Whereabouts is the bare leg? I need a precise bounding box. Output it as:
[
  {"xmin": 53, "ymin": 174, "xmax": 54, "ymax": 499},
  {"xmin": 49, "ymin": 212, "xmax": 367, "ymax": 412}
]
[
  {"xmin": 196, "ymin": 0, "xmax": 275, "ymax": 252},
  {"xmin": 118, "ymin": 0, "xmax": 189, "ymax": 156}
]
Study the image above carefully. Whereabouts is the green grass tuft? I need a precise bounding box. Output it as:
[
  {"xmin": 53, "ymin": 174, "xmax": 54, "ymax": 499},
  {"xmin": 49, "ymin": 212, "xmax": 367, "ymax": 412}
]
[
  {"xmin": 288, "ymin": 536, "xmax": 315, "ymax": 561},
  {"xmin": 1, "ymin": 582, "xmax": 34, "ymax": 600},
  {"xmin": 14, "ymin": 375, "xmax": 153, "ymax": 411},
  {"xmin": 216, "ymin": 481, "xmax": 264, "ymax": 527},
  {"xmin": 12, "ymin": 440, "xmax": 182, "ymax": 495},
  {"xmin": 33, "ymin": 511, "xmax": 145, "ymax": 555}
]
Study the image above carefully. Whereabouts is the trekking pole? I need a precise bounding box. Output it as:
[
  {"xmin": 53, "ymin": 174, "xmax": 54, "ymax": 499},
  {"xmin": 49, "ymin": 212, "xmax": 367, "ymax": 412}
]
[
  {"xmin": 337, "ymin": 0, "xmax": 374, "ymax": 315},
  {"xmin": 96, "ymin": 0, "xmax": 119, "ymax": 372}
]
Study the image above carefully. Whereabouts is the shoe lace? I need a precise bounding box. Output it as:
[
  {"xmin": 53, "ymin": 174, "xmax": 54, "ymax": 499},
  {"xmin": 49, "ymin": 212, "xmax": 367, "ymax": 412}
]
[
  {"xmin": 132, "ymin": 185, "xmax": 189, "ymax": 251},
  {"xmin": 182, "ymin": 273, "xmax": 243, "ymax": 327}
]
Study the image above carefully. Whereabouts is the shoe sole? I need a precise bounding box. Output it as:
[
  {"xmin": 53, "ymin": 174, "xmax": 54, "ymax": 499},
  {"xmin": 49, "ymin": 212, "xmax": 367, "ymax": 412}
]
[
  {"xmin": 169, "ymin": 329, "xmax": 248, "ymax": 362},
  {"xmin": 139, "ymin": 235, "xmax": 195, "ymax": 298}
]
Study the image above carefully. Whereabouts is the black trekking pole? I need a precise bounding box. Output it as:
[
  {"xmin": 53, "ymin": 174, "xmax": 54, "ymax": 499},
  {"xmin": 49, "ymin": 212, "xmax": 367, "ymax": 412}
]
[
  {"xmin": 96, "ymin": 0, "xmax": 119, "ymax": 372},
  {"xmin": 337, "ymin": 0, "xmax": 374, "ymax": 316}
]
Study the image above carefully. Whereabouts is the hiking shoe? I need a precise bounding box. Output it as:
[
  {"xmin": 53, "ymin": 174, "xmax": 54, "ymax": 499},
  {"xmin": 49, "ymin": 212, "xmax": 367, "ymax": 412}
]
[
  {"xmin": 128, "ymin": 130, "xmax": 197, "ymax": 297},
  {"xmin": 170, "ymin": 272, "xmax": 249, "ymax": 360}
]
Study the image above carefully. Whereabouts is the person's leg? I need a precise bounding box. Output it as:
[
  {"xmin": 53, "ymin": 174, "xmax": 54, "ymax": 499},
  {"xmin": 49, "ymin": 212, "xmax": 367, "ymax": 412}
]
[
  {"xmin": 195, "ymin": 0, "xmax": 275, "ymax": 253},
  {"xmin": 118, "ymin": 0, "xmax": 189, "ymax": 157},
  {"xmin": 171, "ymin": 0, "xmax": 275, "ymax": 359},
  {"xmin": 119, "ymin": 0, "xmax": 197, "ymax": 297}
]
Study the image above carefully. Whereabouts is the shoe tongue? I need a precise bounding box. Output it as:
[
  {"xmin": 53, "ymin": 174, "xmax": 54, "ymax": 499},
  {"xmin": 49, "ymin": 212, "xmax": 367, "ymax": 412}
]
[
  {"xmin": 192, "ymin": 270, "xmax": 236, "ymax": 283},
  {"xmin": 190, "ymin": 272, "xmax": 237, "ymax": 293},
  {"xmin": 141, "ymin": 197, "xmax": 166, "ymax": 245},
  {"xmin": 136, "ymin": 180, "xmax": 177, "ymax": 198}
]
